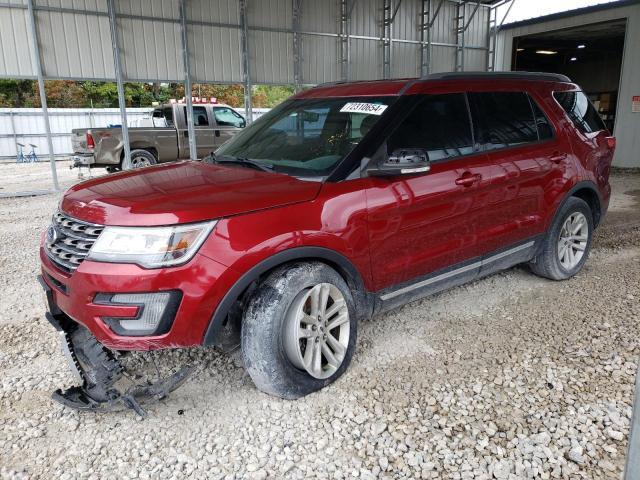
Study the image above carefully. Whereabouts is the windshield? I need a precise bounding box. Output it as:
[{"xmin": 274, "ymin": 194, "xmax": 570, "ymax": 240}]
[{"xmin": 216, "ymin": 96, "xmax": 394, "ymax": 178}]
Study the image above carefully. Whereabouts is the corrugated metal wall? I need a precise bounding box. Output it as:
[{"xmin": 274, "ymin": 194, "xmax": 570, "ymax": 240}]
[
  {"xmin": 0, "ymin": 0, "xmax": 492, "ymax": 85},
  {"xmin": 495, "ymin": 2, "xmax": 640, "ymax": 168}
]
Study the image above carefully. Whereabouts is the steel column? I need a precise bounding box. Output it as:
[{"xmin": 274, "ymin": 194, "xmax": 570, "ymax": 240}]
[
  {"xmin": 26, "ymin": 0, "xmax": 59, "ymax": 190},
  {"xmin": 454, "ymin": 1, "xmax": 465, "ymax": 71},
  {"xmin": 107, "ymin": 0, "xmax": 131, "ymax": 169},
  {"xmin": 240, "ymin": 0, "xmax": 253, "ymax": 124},
  {"xmin": 626, "ymin": 361, "xmax": 640, "ymax": 479},
  {"xmin": 419, "ymin": 0, "xmax": 431, "ymax": 77},
  {"xmin": 339, "ymin": 0, "xmax": 350, "ymax": 81},
  {"xmin": 382, "ymin": 0, "xmax": 392, "ymax": 79},
  {"xmin": 292, "ymin": 0, "xmax": 303, "ymax": 91},
  {"xmin": 179, "ymin": 0, "xmax": 197, "ymax": 159},
  {"xmin": 9, "ymin": 111, "xmax": 19, "ymax": 159}
]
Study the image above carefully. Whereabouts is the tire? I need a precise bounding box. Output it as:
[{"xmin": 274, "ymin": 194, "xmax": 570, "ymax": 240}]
[
  {"xmin": 241, "ymin": 262, "xmax": 357, "ymax": 399},
  {"xmin": 530, "ymin": 196, "xmax": 594, "ymax": 280},
  {"xmin": 126, "ymin": 149, "xmax": 157, "ymax": 169}
]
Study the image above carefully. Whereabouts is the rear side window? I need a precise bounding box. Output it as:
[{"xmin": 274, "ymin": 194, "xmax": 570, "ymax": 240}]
[
  {"xmin": 553, "ymin": 90, "xmax": 605, "ymax": 133},
  {"xmin": 182, "ymin": 106, "xmax": 209, "ymax": 126},
  {"xmin": 469, "ymin": 92, "xmax": 538, "ymax": 150},
  {"xmin": 388, "ymin": 93, "xmax": 474, "ymax": 161},
  {"xmin": 529, "ymin": 97, "xmax": 554, "ymax": 141}
]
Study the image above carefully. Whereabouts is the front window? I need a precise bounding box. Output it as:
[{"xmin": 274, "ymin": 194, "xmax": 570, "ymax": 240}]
[
  {"xmin": 213, "ymin": 107, "xmax": 246, "ymax": 128},
  {"xmin": 216, "ymin": 97, "xmax": 394, "ymax": 178}
]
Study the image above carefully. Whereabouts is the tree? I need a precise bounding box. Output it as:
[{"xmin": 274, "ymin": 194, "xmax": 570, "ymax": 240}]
[{"xmin": 0, "ymin": 80, "xmax": 296, "ymax": 108}]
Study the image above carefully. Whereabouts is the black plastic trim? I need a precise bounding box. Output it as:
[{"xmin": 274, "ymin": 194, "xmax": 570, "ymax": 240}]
[
  {"xmin": 423, "ymin": 71, "xmax": 572, "ymax": 83},
  {"xmin": 558, "ymin": 181, "xmax": 604, "ymax": 227},
  {"xmin": 94, "ymin": 290, "xmax": 182, "ymax": 337},
  {"xmin": 203, "ymin": 247, "xmax": 373, "ymax": 346},
  {"xmin": 376, "ymin": 236, "xmax": 543, "ymax": 314}
]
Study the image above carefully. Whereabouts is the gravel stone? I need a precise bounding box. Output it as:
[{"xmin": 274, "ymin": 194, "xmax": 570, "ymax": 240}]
[{"xmin": 1, "ymin": 164, "xmax": 639, "ymax": 479}]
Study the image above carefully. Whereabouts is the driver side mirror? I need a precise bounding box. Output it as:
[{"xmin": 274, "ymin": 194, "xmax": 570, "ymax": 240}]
[{"xmin": 367, "ymin": 149, "xmax": 430, "ymax": 177}]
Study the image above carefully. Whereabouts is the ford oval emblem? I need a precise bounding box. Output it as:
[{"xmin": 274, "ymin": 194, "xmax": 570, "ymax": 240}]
[{"xmin": 46, "ymin": 225, "xmax": 58, "ymax": 245}]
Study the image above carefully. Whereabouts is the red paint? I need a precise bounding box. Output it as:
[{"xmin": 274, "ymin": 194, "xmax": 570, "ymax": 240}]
[{"xmin": 41, "ymin": 76, "xmax": 614, "ymax": 350}]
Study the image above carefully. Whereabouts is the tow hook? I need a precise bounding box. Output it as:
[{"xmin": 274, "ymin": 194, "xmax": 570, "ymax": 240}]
[{"xmin": 46, "ymin": 313, "xmax": 193, "ymax": 417}]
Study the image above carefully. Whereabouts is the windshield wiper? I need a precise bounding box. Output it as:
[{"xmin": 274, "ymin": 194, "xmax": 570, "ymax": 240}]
[{"xmin": 207, "ymin": 153, "xmax": 273, "ymax": 173}]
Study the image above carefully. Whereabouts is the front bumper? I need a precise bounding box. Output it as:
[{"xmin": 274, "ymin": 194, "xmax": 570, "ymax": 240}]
[{"xmin": 40, "ymin": 245, "xmax": 236, "ymax": 350}]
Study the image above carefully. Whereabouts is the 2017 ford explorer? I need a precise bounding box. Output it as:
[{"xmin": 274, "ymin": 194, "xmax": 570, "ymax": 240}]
[{"xmin": 39, "ymin": 72, "xmax": 615, "ymax": 414}]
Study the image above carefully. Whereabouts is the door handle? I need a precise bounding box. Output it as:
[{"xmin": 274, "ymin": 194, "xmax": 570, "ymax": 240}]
[
  {"xmin": 549, "ymin": 152, "xmax": 567, "ymax": 164},
  {"xmin": 455, "ymin": 172, "xmax": 481, "ymax": 187},
  {"xmin": 215, "ymin": 130, "xmax": 220, "ymax": 137},
  {"xmin": 183, "ymin": 130, "xmax": 189, "ymax": 138}
]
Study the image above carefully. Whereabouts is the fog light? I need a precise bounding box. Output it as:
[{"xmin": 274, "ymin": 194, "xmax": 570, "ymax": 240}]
[{"xmin": 95, "ymin": 291, "xmax": 182, "ymax": 336}]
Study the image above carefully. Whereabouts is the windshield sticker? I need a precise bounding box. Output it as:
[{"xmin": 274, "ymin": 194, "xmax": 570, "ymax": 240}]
[{"xmin": 340, "ymin": 102, "xmax": 388, "ymax": 115}]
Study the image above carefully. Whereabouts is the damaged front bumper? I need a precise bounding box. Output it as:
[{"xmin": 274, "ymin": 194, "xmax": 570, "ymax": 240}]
[{"xmin": 38, "ymin": 275, "xmax": 193, "ymax": 416}]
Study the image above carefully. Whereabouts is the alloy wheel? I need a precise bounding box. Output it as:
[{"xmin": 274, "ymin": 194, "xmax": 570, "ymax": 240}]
[
  {"xmin": 557, "ymin": 212, "xmax": 588, "ymax": 270},
  {"xmin": 283, "ymin": 283, "xmax": 350, "ymax": 379}
]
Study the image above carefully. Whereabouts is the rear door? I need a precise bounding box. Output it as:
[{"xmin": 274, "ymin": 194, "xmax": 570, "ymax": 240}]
[
  {"xmin": 176, "ymin": 106, "xmax": 217, "ymax": 158},
  {"xmin": 366, "ymin": 92, "xmax": 489, "ymax": 293},
  {"xmin": 212, "ymin": 106, "xmax": 246, "ymax": 147},
  {"xmin": 150, "ymin": 107, "xmax": 179, "ymax": 162},
  {"xmin": 466, "ymin": 89, "xmax": 567, "ymax": 255}
]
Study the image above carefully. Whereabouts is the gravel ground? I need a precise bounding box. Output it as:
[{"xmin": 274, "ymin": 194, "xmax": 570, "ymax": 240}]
[{"xmin": 1, "ymin": 166, "xmax": 639, "ymax": 479}]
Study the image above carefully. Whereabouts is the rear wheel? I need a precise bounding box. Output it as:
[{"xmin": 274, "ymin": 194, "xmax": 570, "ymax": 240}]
[
  {"xmin": 127, "ymin": 149, "xmax": 157, "ymax": 169},
  {"xmin": 241, "ymin": 262, "xmax": 357, "ymax": 399},
  {"xmin": 530, "ymin": 197, "xmax": 593, "ymax": 280}
]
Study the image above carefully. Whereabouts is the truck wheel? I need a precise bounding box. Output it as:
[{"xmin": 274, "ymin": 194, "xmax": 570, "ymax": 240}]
[
  {"xmin": 530, "ymin": 197, "xmax": 593, "ymax": 280},
  {"xmin": 241, "ymin": 262, "xmax": 357, "ymax": 399},
  {"xmin": 127, "ymin": 149, "xmax": 157, "ymax": 169}
]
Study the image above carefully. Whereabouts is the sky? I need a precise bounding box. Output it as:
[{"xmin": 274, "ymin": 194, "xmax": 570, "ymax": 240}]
[{"xmin": 496, "ymin": 0, "xmax": 621, "ymax": 25}]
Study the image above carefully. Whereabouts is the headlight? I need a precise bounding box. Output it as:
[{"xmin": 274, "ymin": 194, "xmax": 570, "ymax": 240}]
[{"xmin": 87, "ymin": 221, "xmax": 216, "ymax": 268}]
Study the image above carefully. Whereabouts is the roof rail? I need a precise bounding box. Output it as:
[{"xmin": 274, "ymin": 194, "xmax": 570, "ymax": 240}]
[{"xmin": 422, "ymin": 71, "xmax": 572, "ymax": 83}]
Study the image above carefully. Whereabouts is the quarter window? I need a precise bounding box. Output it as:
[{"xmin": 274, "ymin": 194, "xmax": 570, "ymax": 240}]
[
  {"xmin": 387, "ymin": 93, "xmax": 474, "ymax": 161},
  {"xmin": 553, "ymin": 90, "xmax": 605, "ymax": 134},
  {"xmin": 469, "ymin": 92, "xmax": 538, "ymax": 150}
]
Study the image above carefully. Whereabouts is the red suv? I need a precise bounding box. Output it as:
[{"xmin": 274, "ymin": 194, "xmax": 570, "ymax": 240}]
[{"xmin": 40, "ymin": 72, "xmax": 615, "ymax": 412}]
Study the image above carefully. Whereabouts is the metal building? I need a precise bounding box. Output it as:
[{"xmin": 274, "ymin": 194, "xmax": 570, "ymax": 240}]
[
  {"xmin": 0, "ymin": 0, "xmax": 509, "ymax": 190},
  {"xmin": 495, "ymin": 0, "xmax": 640, "ymax": 169}
]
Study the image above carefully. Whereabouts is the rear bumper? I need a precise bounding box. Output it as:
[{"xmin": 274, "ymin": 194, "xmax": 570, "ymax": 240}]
[
  {"xmin": 71, "ymin": 154, "xmax": 96, "ymax": 167},
  {"xmin": 39, "ymin": 245, "xmax": 238, "ymax": 350}
]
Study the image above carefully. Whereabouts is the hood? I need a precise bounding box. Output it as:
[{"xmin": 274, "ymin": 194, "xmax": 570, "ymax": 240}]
[{"xmin": 60, "ymin": 161, "xmax": 322, "ymax": 226}]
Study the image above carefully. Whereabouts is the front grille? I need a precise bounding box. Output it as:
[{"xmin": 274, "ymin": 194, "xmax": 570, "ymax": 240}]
[{"xmin": 45, "ymin": 211, "xmax": 104, "ymax": 272}]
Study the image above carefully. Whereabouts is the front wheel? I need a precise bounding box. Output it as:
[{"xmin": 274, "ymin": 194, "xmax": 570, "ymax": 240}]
[
  {"xmin": 530, "ymin": 197, "xmax": 594, "ymax": 280},
  {"xmin": 241, "ymin": 262, "xmax": 357, "ymax": 399}
]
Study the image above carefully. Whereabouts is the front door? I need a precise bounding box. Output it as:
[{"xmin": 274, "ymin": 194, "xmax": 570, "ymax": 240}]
[
  {"xmin": 366, "ymin": 92, "xmax": 489, "ymax": 294},
  {"xmin": 211, "ymin": 106, "xmax": 246, "ymax": 147},
  {"xmin": 179, "ymin": 106, "xmax": 217, "ymax": 158}
]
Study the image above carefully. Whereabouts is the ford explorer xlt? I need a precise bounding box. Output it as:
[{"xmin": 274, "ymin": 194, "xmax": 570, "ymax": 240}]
[{"xmin": 39, "ymin": 72, "xmax": 615, "ymax": 414}]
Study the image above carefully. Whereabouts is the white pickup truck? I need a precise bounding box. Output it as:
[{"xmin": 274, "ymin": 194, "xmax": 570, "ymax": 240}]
[{"xmin": 71, "ymin": 103, "xmax": 246, "ymax": 170}]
